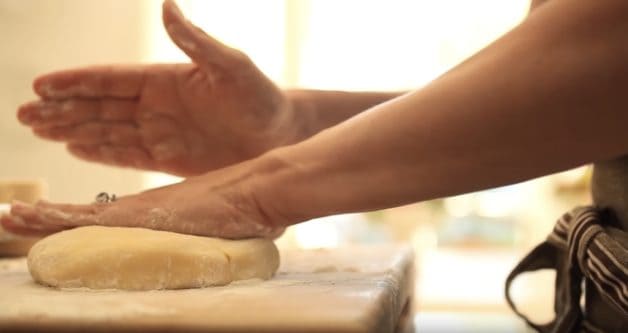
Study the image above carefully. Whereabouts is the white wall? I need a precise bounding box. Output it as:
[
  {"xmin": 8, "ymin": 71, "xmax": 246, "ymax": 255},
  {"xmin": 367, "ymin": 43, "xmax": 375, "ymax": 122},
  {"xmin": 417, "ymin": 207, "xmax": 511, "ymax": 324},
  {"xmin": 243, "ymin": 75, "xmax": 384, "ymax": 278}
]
[{"xmin": 0, "ymin": 0, "xmax": 149, "ymax": 202}]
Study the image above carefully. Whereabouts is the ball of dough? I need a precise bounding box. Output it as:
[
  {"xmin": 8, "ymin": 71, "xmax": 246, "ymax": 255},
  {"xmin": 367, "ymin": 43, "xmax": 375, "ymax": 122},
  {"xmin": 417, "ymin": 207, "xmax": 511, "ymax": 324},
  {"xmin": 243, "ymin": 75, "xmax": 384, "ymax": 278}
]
[{"xmin": 27, "ymin": 226, "xmax": 279, "ymax": 290}]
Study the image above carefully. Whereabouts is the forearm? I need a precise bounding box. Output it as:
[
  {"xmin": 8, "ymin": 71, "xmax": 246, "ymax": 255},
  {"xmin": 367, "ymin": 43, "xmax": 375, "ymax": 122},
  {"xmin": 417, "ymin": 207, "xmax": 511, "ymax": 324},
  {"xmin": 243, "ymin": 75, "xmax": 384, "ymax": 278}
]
[
  {"xmin": 285, "ymin": 90, "xmax": 402, "ymax": 140},
  {"xmin": 254, "ymin": 0, "xmax": 628, "ymax": 224}
]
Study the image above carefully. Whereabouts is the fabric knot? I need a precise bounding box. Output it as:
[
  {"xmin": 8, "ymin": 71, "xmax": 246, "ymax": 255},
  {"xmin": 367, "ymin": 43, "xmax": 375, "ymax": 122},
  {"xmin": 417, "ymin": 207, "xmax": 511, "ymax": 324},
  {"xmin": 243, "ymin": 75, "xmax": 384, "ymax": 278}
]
[{"xmin": 506, "ymin": 206, "xmax": 628, "ymax": 332}]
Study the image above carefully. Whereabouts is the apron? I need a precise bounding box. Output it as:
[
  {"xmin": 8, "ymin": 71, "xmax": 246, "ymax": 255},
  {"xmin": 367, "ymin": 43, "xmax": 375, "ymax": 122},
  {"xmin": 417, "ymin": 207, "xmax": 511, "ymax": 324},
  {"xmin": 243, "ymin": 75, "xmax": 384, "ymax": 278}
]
[
  {"xmin": 507, "ymin": 159, "xmax": 628, "ymax": 332},
  {"xmin": 506, "ymin": 206, "xmax": 628, "ymax": 332}
]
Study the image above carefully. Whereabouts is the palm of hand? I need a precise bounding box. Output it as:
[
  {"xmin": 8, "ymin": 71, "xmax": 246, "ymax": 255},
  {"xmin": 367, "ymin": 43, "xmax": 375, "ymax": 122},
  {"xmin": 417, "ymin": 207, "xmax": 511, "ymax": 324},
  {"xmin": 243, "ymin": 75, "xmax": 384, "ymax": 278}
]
[
  {"xmin": 128, "ymin": 60, "xmax": 288, "ymax": 176},
  {"xmin": 18, "ymin": 0, "xmax": 292, "ymax": 177},
  {"xmin": 138, "ymin": 63, "xmax": 289, "ymax": 176},
  {"xmin": 142, "ymin": 64, "xmax": 289, "ymax": 176}
]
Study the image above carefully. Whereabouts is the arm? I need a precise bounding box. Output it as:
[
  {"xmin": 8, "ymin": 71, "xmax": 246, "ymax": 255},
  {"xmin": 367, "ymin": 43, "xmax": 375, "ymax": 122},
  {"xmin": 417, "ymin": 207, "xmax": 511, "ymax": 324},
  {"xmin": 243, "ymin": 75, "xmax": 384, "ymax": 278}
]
[
  {"xmin": 253, "ymin": 0, "xmax": 628, "ymax": 224},
  {"xmin": 282, "ymin": 0, "xmax": 553, "ymax": 153},
  {"xmin": 285, "ymin": 90, "xmax": 403, "ymax": 140},
  {"xmin": 285, "ymin": 0, "xmax": 551, "ymax": 132},
  {"xmin": 6, "ymin": 0, "xmax": 628, "ymax": 238}
]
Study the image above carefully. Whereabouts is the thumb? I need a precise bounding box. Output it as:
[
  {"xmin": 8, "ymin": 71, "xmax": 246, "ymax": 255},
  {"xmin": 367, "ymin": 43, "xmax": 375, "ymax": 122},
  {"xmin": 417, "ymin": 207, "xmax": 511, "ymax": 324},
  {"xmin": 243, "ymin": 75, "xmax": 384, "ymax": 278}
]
[{"xmin": 162, "ymin": 0, "xmax": 245, "ymax": 71}]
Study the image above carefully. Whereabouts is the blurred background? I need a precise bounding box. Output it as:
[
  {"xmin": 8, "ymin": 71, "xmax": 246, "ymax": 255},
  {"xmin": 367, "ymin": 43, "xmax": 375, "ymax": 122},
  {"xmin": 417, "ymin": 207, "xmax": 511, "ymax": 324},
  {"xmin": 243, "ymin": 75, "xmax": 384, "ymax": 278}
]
[{"xmin": 0, "ymin": 0, "xmax": 591, "ymax": 331}]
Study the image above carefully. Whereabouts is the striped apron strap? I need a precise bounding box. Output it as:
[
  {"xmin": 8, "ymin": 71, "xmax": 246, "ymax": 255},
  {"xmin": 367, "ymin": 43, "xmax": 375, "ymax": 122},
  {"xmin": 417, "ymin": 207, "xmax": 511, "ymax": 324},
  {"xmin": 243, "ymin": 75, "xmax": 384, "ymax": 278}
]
[
  {"xmin": 506, "ymin": 207, "xmax": 628, "ymax": 333},
  {"xmin": 505, "ymin": 241, "xmax": 558, "ymax": 333}
]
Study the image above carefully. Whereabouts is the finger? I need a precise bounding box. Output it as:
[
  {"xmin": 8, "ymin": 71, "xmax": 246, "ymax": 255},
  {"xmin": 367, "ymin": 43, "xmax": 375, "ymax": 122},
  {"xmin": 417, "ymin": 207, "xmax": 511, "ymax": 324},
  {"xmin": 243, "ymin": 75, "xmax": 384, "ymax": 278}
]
[
  {"xmin": 33, "ymin": 122, "xmax": 141, "ymax": 145},
  {"xmin": 2, "ymin": 212, "xmax": 69, "ymax": 232},
  {"xmin": 35, "ymin": 200, "xmax": 100, "ymax": 215},
  {"xmin": 135, "ymin": 112, "xmax": 182, "ymax": 145},
  {"xmin": 37, "ymin": 200, "xmax": 136, "ymax": 230},
  {"xmin": 162, "ymin": 0, "xmax": 248, "ymax": 71},
  {"xmin": 67, "ymin": 144, "xmax": 154, "ymax": 170},
  {"xmin": 11, "ymin": 200, "xmax": 100, "ymax": 228},
  {"xmin": 269, "ymin": 227, "xmax": 285, "ymax": 240},
  {"xmin": 18, "ymin": 99, "xmax": 137, "ymax": 127},
  {"xmin": 1, "ymin": 216, "xmax": 64, "ymax": 237},
  {"xmin": 33, "ymin": 65, "xmax": 146, "ymax": 99}
]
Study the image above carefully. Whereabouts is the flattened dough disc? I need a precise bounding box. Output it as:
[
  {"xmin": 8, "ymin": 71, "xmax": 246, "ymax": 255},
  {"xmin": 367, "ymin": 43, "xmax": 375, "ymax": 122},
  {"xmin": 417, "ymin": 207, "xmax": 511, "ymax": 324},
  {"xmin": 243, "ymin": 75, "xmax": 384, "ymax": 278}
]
[{"xmin": 27, "ymin": 226, "xmax": 279, "ymax": 290}]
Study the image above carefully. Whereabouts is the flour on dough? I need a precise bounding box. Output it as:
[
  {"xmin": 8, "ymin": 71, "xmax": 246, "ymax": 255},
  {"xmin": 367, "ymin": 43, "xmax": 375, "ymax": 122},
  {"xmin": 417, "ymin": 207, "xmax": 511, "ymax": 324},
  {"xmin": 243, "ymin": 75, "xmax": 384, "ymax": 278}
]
[{"xmin": 27, "ymin": 226, "xmax": 279, "ymax": 290}]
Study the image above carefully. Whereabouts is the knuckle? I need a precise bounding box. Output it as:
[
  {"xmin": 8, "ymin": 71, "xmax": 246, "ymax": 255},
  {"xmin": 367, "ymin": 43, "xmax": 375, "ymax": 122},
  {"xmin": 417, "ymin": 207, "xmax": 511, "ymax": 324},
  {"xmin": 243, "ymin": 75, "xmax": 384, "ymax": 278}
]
[{"xmin": 225, "ymin": 48, "xmax": 253, "ymax": 67}]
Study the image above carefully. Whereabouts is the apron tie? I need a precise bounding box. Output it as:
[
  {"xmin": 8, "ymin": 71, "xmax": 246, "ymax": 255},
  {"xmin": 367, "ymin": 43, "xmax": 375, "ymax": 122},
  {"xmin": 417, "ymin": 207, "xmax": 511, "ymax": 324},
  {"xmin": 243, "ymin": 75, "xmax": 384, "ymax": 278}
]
[{"xmin": 505, "ymin": 206, "xmax": 628, "ymax": 332}]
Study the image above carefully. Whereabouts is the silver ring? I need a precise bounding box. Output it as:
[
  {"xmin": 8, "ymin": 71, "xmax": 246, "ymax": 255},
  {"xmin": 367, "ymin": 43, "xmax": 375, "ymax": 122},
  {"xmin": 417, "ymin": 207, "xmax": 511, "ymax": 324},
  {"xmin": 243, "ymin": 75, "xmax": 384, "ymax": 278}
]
[{"xmin": 95, "ymin": 192, "xmax": 117, "ymax": 204}]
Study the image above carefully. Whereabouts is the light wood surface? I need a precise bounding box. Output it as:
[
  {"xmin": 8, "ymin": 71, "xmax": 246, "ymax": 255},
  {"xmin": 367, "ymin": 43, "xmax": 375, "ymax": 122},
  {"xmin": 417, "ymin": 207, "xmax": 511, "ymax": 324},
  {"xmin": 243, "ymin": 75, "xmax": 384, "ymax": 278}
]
[{"xmin": 0, "ymin": 245, "xmax": 414, "ymax": 333}]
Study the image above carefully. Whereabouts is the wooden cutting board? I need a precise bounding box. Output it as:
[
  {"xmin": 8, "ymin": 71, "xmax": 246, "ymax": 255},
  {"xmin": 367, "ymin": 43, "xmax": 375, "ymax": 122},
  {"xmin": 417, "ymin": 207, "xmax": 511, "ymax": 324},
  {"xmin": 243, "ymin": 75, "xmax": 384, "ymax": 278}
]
[{"xmin": 0, "ymin": 245, "xmax": 415, "ymax": 333}]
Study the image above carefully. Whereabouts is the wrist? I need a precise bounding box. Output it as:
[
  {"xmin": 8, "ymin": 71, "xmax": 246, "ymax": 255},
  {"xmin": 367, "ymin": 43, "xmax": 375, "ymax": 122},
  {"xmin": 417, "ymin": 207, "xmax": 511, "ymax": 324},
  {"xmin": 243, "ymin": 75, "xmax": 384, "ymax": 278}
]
[
  {"xmin": 281, "ymin": 90, "xmax": 318, "ymax": 143},
  {"xmin": 247, "ymin": 146, "xmax": 318, "ymax": 228}
]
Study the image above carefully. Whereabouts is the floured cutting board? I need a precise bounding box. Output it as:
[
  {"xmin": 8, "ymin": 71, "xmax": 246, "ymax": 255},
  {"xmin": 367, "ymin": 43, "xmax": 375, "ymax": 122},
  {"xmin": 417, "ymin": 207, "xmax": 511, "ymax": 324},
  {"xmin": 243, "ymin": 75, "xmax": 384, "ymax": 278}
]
[{"xmin": 0, "ymin": 245, "xmax": 415, "ymax": 333}]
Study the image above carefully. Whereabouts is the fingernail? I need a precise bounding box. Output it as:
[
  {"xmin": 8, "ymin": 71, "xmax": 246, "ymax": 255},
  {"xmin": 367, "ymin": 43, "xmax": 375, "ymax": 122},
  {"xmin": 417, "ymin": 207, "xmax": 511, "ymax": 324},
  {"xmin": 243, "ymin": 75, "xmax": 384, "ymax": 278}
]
[
  {"xmin": 36, "ymin": 82, "xmax": 54, "ymax": 95},
  {"xmin": 38, "ymin": 82, "xmax": 57, "ymax": 97},
  {"xmin": 39, "ymin": 108, "xmax": 55, "ymax": 118},
  {"xmin": 11, "ymin": 200, "xmax": 31, "ymax": 210},
  {"xmin": 169, "ymin": 0, "xmax": 184, "ymax": 18},
  {"xmin": 11, "ymin": 216, "xmax": 27, "ymax": 227},
  {"xmin": 1, "ymin": 215, "xmax": 27, "ymax": 229},
  {"xmin": 17, "ymin": 111, "xmax": 34, "ymax": 124}
]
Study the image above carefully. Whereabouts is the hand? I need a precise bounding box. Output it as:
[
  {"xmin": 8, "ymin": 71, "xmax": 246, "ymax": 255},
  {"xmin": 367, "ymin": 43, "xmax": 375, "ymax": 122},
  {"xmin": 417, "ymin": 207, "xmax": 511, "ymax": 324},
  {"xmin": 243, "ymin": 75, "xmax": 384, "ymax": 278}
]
[
  {"xmin": 0, "ymin": 158, "xmax": 285, "ymax": 239},
  {"xmin": 17, "ymin": 0, "xmax": 298, "ymax": 177}
]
